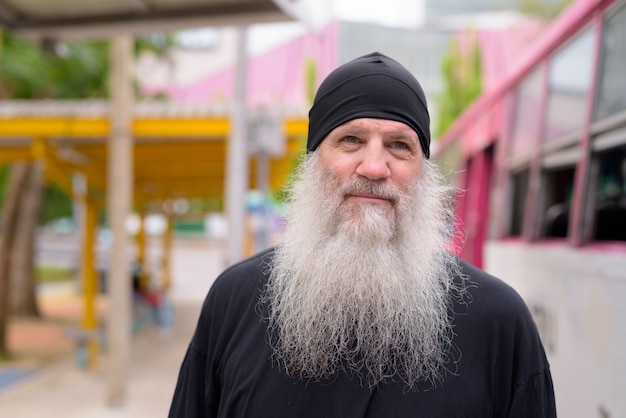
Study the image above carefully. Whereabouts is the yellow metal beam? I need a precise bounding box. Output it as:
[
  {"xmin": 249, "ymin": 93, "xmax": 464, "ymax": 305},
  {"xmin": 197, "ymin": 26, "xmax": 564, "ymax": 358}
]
[
  {"xmin": 0, "ymin": 117, "xmax": 308, "ymax": 138},
  {"xmin": 0, "ymin": 119, "xmax": 108, "ymax": 137},
  {"xmin": 161, "ymin": 215, "xmax": 173, "ymax": 292},
  {"xmin": 285, "ymin": 118, "xmax": 308, "ymax": 137},
  {"xmin": 136, "ymin": 213, "xmax": 149, "ymax": 291},
  {"xmin": 0, "ymin": 148, "xmax": 33, "ymax": 163},
  {"xmin": 1, "ymin": 116, "xmax": 309, "ymax": 206},
  {"xmin": 0, "ymin": 117, "xmax": 230, "ymax": 138},
  {"xmin": 31, "ymin": 137, "xmax": 74, "ymax": 196},
  {"xmin": 81, "ymin": 196, "xmax": 100, "ymax": 370},
  {"xmin": 135, "ymin": 119, "xmax": 230, "ymax": 137},
  {"xmin": 57, "ymin": 159, "xmax": 107, "ymax": 193},
  {"xmin": 135, "ymin": 179, "xmax": 225, "ymax": 193}
]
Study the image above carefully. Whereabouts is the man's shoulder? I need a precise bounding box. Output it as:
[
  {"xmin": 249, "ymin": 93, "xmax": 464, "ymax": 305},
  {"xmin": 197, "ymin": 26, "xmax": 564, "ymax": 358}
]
[
  {"xmin": 197, "ymin": 247, "xmax": 274, "ymax": 327},
  {"xmin": 188, "ymin": 248, "xmax": 274, "ymax": 356},
  {"xmin": 456, "ymin": 257, "xmax": 532, "ymax": 318},
  {"xmin": 458, "ymin": 258, "xmax": 519, "ymax": 296},
  {"xmin": 209, "ymin": 247, "xmax": 275, "ymax": 297}
]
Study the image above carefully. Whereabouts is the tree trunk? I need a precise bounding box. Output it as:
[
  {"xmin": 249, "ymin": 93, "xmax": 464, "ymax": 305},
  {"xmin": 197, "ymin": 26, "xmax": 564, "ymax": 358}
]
[
  {"xmin": 0, "ymin": 162, "xmax": 30, "ymax": 358},
  {"xmin": 10, "ymin": 162, "xmax": 44, "ymax": 317}
]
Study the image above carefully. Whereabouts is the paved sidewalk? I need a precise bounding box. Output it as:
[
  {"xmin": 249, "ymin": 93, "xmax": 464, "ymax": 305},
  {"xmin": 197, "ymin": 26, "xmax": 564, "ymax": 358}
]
[
  {"xmin": 0, "ymin": 237, "xmax": 226, "ymax": 417},
  {"xmin": 0, "ymin": 297, "xmax": 202, "ymax": 417}
]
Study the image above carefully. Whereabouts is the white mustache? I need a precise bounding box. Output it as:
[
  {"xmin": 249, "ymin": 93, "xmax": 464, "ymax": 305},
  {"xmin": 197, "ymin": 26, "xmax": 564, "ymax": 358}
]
[{"xmin": 340, "ymin": 179, "xmax": 401, "ymax": 203}]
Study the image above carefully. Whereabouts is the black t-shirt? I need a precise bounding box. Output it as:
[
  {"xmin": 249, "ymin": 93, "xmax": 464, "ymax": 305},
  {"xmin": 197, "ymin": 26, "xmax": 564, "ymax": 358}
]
[{"xmin": 169, "ymin": 248, "xmax": 556, "ymax": 418}]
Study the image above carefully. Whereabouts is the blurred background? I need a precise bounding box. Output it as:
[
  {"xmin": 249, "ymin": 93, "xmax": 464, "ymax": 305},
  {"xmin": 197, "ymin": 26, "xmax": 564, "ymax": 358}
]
[{"xmin": 0, "ymin": 0, "xmax": 624, "ymax": 416}]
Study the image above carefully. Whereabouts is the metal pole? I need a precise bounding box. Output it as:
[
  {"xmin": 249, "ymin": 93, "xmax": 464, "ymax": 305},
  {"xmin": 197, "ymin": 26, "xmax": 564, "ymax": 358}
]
[
  {"xmin": 225, "ymin": 26, "xmax": 249, "ymax": 265},
  {"xmin": 107, "ymin": 35, "xmax": 133, "ymax": 407},
  {"xmin": 256, "ymin": 151, "xmax": 269, "ymax": 252}
]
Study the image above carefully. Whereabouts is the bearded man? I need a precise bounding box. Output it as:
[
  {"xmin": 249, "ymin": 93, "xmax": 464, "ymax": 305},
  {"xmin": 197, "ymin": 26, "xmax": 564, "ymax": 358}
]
[{"xmin": 169, "ymin": 52, "xmax": 556, "ymax": 418}]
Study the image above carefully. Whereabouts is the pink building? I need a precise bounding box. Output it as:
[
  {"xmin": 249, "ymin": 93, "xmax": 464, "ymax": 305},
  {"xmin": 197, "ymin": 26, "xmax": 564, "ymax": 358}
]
[{"xmin": 141, "ymin": 23, "xmax": 340, "ymax": 114}]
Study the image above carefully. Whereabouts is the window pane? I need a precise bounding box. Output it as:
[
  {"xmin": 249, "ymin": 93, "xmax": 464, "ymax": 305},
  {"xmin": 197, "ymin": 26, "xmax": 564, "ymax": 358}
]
[
  {"xmin": 593, "ymin": 144, "xmax": 626, "ymax": 241},
  {"xmin": 541, "ymin": 166, "xmax": 575, "ymax": 238},
  {"xmin": 510, "ymin": 69, "xmax": 543, "ymax": 158},
  {"xmin": 509, "ymin": 168, "xmax": 530, "ymax": 236},
  {"xmin": 595, "ymin": 5, "xmax": 626, "ymax": 120},
  {"xmin": 544, "ymin": 30, "xmax": 594, "ymax": 142}
]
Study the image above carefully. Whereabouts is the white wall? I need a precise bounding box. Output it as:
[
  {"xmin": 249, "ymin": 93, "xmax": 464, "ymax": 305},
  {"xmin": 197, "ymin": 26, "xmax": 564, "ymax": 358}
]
[{"xmin": 485, "ymin": 241, "xmax": 626, "ymax": 418}]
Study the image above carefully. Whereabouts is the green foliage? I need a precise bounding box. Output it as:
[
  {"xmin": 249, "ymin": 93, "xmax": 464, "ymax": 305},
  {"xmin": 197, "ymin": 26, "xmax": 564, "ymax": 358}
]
[
  {"xmin": 39, "ymin": 182, "xmax": 73, "ymax": 224},
  {"xmin": 0, "ymin": 164, "xmax": 9, "ymax": 208},
  {"xmin": 1, "ymin": 30, "xmax": 175, "ymax": 99},
  {"xmin": 36, "ymin": 265, "xmax": 75, "ymax": 283},
  {"xmin": 436, "ymin": 36, "xmax": 483, "ymax": 137},
  {"xmin": 0, "ymin": 165, "xmax": 72, "ymax": 224},
  {"xmin": 0, "ymin": 31, "xmax": 109, "ymax": 99},
  {"xmin": 46, "ymin": 40, "xmax": 110, "ymax": 99},
  {"xmin": 0, "ymin": 31, "xmax": 51, "ymax": 98},
  {"xmin": 135, "ymin": 32, "xmax": 176, "ymax": 57},
  {"xmin": 516, "ymin": 0, "xmax": 573, "ymax": 20},
  {"xmin": 305, "ymin": 58, "xmax": 317, "ymax": 107}
]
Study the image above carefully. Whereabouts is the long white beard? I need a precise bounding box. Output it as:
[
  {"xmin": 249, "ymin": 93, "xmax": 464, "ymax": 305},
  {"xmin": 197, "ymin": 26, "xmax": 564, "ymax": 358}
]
[{"xmin": 262, "ymin": 153, "xmax": 466, "ymax": 389}]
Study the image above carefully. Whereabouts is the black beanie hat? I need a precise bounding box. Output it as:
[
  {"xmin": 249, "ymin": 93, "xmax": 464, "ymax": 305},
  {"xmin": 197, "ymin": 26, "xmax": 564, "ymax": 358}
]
[{"xmin": 307, "ymin": 52, "xmax": 431, "ymax": 158}]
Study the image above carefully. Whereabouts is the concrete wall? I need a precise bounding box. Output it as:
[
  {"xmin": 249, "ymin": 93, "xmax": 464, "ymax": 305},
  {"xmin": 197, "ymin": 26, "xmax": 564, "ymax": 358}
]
[{"xmin": 485, "ymin": 241, "xmax": 626, "ymax": 418}]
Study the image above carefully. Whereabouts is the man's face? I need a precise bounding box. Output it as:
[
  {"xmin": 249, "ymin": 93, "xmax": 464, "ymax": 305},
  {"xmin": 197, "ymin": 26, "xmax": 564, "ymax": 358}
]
[{"xmin": 316, "ymin": 118, "xmax": 424, "ymax": 226}]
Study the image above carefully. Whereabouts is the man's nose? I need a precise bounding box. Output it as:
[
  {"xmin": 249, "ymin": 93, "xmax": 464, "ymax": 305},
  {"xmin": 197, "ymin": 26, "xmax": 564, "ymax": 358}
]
[{"xmin": 355, "ymin": 145, "xmax": 391, "ymax": 180}]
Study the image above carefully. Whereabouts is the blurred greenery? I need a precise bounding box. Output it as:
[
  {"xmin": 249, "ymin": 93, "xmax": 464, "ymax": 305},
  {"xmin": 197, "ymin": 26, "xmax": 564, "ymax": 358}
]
[
  {"xmin": 0, "ymin": 164, "xmax": 8, "ymax": 208},
  {"xmin": 516, "ymin": 0, "xmax": 574, "ymax": 20},
  {"xmin": 39, "ymin": 182, "xmax": 73, "ymax": 224},
  {"xmin": 47, "ymin": 41, "xmax": 110, "ymax": 99},
  {"xmin": 0, "ymin": 163, "xmax": 74, "ymax": 224},
  {"xmin": 436, "ymin": 34, "xmax": 483, "ymax": 137},
  {"xmin": 434, "ymin": 0, "xmax": 573, "ymax": 138},
  {"xmin": 0, "ymin": 32, "xmax": 106, "ymax": 99},
  {"xmin": 0, "ymin": 30, "xmax": 175, "ymax": 99},
  {"xmin": 35, "ymin": 265, "xmax": 75, "ymax": 284}
]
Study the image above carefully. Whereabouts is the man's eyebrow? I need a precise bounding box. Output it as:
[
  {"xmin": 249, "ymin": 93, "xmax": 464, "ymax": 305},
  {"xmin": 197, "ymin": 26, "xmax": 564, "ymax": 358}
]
[
  {"xmin": 332, "ymin": 124, "xmax": 419, "ymax": 144},
  {"xmin": 386, "ymin": 131, "xmax": 419, "ymax": 144}
]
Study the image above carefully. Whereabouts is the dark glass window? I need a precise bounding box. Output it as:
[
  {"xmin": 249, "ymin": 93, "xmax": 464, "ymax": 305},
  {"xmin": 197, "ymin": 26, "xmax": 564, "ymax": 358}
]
[
  {"xmin": 593, "ymin": 145, "xmax": 626, "ymax": 241},
  {"xmin": 509, "ymin": 168, "xmax": 530, "ymax": 236},
  {"xmin": 541, "ymin": 166, "xmax": 575, "ymax": 238}
]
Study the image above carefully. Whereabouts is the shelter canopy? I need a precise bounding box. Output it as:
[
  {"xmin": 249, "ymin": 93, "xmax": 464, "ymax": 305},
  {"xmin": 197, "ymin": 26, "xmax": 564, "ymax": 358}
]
[
  {"xmin": 0, "ymin": 0, "xmax": 314, "ymax": 39},
  {"xmin": 0, "ymin": 100, "xmax": 308, "ymax": 208}
]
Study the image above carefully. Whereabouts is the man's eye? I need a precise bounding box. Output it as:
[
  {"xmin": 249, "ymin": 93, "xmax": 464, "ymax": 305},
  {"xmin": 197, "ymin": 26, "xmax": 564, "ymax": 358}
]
[
  {"xmin": 391, "ymin": 141, "xmax": 409, "ymax": 150},
  {"xmin": 342, "ymin": 135, "xmax": 359, "ymax": 144}
]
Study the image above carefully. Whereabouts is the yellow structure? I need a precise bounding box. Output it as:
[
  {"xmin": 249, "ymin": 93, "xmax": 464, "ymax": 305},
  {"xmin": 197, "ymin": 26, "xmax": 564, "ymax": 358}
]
[
  {"xmin": 0, "ymin": 105, "xmax": 308, "ymax": 203},
  {"xmin": 81, "ymin": 196, "xmax": 100, "ymax": 370},
  {"xmin": 0, "ymin": 100, "xmax": 308, "ymax": 369}
]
